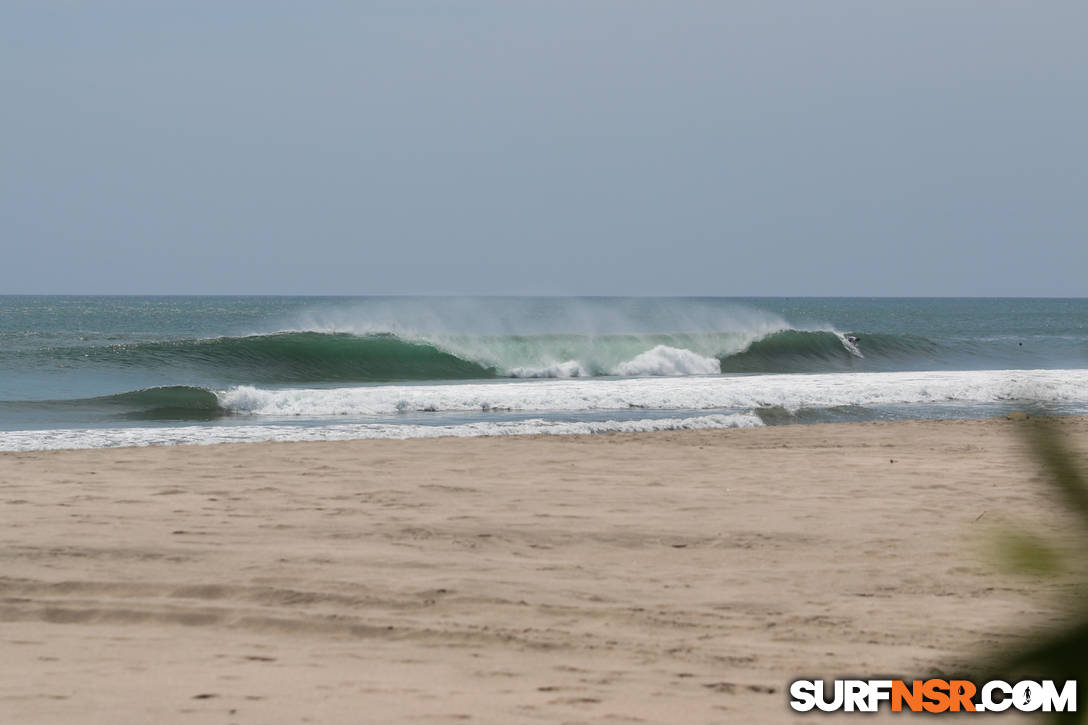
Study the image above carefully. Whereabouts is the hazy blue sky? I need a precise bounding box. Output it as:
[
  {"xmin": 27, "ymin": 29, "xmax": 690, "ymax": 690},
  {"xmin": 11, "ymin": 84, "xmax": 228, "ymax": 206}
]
[{"xmin": 2, "ymin": 1, "xmax": 1085, "ymax": 296}]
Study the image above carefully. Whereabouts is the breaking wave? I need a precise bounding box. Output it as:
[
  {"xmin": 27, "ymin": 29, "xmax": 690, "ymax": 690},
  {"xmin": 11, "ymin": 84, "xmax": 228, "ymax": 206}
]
[{"xmin": 14, "ymin": 327, "xmax": 970, "ymax": 384}]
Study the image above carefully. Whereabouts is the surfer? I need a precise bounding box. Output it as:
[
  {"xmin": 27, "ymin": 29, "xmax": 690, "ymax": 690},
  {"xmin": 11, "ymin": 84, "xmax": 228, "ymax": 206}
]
[{"xmin": 847, "ymin": 336, "xmax": 860, "ymax": 344}]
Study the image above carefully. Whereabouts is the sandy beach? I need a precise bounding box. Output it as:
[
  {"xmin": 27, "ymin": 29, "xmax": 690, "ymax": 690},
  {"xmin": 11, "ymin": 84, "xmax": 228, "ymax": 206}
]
[{"xmin": 1, "ymin": 417, "xmax": 1084, "ymax": 724}]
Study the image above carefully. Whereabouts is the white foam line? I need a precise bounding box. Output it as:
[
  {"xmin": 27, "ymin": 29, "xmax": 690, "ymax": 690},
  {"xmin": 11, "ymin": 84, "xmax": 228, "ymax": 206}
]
[
  {"xmin": 0, "ymin": 413, "xmax": 763, "ymax": 452},
  {"xmin": 217, "ymin": 369, "xmax": 1088, "ymax": 418}
]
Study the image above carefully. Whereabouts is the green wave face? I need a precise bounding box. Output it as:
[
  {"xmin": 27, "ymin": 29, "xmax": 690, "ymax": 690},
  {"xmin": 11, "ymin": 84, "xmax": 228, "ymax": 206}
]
[
  {"xmin": 0, "ymin": 385, "xmax": 227, "ymax": 424},
  {"xmin": 718, "ymin": 331, "xmax": 940, "ymax": 373},
  {"xmin": 94, "ymin": 385, "xmax": 225, "ymax": 420},
  {"xmin": 54, "ymin": 332, "xmax": 499, "ymax": 383},
  {"xmin": 100, "ymin": 385, "xmax": 222, "ymax": 410}
]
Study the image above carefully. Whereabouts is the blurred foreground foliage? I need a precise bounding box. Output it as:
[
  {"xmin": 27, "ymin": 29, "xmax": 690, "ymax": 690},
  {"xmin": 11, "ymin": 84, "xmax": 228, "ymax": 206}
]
[{"xmin": 984, "ymin": 419, "xmax": 1088, "ymax": 721}]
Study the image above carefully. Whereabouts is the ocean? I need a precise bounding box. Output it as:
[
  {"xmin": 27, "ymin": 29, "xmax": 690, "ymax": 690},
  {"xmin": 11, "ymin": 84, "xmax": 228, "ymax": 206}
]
[{"xmin": 1, "ymin": 296, "xmax": 1085, "ymax": 451}]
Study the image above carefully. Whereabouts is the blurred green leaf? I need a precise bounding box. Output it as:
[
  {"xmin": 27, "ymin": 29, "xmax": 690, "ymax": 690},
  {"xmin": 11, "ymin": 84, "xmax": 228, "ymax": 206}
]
[
  {"xmin": 977, "ymin": 419, "xmax": 1088, "ymax": 722},
  {"xmin": 1024, "ymin": 421, "xmax": 1088, "ymax": 530},
  {"xmin": 995, "ymin": 530, "xmax": 1062, "ymax": 576}
]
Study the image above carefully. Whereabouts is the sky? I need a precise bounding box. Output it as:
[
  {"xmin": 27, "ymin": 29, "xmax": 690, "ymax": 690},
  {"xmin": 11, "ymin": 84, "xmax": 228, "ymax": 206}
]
[{"xmin": 1, "ymin": 1, "xmax": 1085, "ymax": 296}]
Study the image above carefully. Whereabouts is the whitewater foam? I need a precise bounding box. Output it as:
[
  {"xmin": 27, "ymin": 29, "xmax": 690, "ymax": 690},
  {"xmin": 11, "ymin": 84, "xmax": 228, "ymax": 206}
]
[
  {"xmin": 215, "ymin": 369, "xmax": 1088, "ymax": 418},
  {"xmin": 0, "ymin": 412, "xmax": 764, "ymax": 452},
  {"xmin": 508, "ymin": 346, "xmax": 722, "ymax": 378},
  {"xmin": 612, "ymin": 345, "xmax": 721, "ymax": 376},
  {"xmin": 509, "ymin": 360, "xmax": 588, "ymax": 378}
]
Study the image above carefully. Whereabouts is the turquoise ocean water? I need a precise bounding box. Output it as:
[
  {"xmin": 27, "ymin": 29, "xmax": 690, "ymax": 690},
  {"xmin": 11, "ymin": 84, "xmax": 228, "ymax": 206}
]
[{"xmin": 1, "ymin": 296, "xmax": 1085, "ymax": 450}]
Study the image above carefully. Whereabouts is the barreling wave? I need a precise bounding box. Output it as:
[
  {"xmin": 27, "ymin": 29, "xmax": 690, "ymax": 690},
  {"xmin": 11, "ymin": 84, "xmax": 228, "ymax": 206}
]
[{"xmin": 17, "ymin": 328, "xmax": 956, "ymax": 384}]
